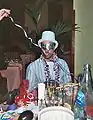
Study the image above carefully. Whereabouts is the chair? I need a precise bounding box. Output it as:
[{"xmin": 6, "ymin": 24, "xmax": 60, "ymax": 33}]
[{"xmin": 38, "ymin": 106, "xmax": 74, "ymax": 120}]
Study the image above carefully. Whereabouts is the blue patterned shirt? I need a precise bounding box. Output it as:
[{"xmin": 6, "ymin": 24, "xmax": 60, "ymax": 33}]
[{"xmin": 26, "ymin": 57, "xmax": 72, "ymax": 91}]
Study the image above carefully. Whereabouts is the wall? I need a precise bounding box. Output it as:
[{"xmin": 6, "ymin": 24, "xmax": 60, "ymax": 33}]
[{"xmin": 74, "ymin": 0, "xmax": 93, "ymax": 75}]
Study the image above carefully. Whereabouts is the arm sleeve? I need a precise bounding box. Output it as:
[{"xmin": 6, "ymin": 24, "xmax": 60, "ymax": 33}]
[
  {"xmin": 26, "ymin": 64, "xmax": 37, "ymax": 91},
  {"xmin": 60, "ymin": 60, "xmax": 72, "ymax": 83},
  {"xmin": 64, "ymin": 61, "xmax": 72, "ymax": 82}
]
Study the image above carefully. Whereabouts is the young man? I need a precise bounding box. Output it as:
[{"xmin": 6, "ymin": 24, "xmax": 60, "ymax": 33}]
[
  {"xmin": 0, "ymin": 9, "xmax": 10, "ymax": 21},
  {"xmin": 26, "ymin": 31, "xmax": 72, "ymax": 91}
]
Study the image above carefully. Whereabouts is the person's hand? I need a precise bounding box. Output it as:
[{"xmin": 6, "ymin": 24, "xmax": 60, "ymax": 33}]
[{"xmin": 0, "ymin": 9, "xmax": 10, "ymax": 21}]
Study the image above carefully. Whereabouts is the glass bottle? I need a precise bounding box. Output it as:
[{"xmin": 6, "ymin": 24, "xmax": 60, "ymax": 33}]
[
  {"xmin": 74, "ymin": 64, "xmax": 93, "ymax": 120},
  {"xmin": 84, "ymin": 64, "xmax": 93, "ymax": 119}
]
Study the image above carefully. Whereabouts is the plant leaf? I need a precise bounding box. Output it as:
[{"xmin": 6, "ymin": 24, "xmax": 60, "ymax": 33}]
[
  {"xmin": 25, "ymin": 0, "xmax": 46, "ymax": 24},
  {"xmin": 51, "ymin": 21, "xmax": 80, "ymax": 36}
]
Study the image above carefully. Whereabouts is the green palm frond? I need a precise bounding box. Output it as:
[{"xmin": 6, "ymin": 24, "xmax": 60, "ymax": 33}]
[
  {"xmin": 25, "ymin": 5, "xmax": 40, "ymax": 25},
  {"xmin": 51, "ymin": 21, "xmax": 80, "ymax": 36},
  {"xmin": 25, "ymin": 0, "xmax": 46, "ymax": 25}
]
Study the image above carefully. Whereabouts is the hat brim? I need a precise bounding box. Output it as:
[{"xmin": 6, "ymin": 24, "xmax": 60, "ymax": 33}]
[{"xmin": 38, "ymin": 39, "xmax": 58, "ymax": 50}]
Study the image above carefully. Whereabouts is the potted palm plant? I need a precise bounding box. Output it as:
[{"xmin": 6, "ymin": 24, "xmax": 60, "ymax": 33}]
[{"xmin": 24, "ymin": 0, "xmax": 80, "ymax": 56}]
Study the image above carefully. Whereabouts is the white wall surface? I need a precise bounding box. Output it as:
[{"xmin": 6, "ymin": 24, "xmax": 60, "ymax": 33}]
[{"xmin": 74, "ymin": 0, "xmax": 93, "ymax": 75}]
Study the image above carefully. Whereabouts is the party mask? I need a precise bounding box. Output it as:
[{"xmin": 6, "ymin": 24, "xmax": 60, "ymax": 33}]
[{"xmin": 41, "ymin": 42, "xmax": 56, "ymax": 50}]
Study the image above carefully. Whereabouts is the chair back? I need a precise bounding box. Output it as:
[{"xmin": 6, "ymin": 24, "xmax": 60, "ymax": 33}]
[{"xmin": 38, "ymin": 106, "xmax": 74, "ymax": 120}]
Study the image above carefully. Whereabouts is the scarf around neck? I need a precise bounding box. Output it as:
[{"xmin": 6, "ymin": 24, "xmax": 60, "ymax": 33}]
[{"xmin": 41, "ymin": 54, "xmax": 60, "ymax": 84}]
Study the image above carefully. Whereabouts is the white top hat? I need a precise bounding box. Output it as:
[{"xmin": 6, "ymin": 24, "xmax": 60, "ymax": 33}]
[{"xmin": 38, "ymin": 31, "xmax": 58, "ymax": 49}]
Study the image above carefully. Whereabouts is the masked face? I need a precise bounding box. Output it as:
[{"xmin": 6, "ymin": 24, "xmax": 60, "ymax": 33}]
[
  {"xmin": 41, "ymin": 41, "xmax": 56, "ymax": 59},
  {"xmin": 41, "ymin": 42, "xmax": 56, "ymax": 50}
]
